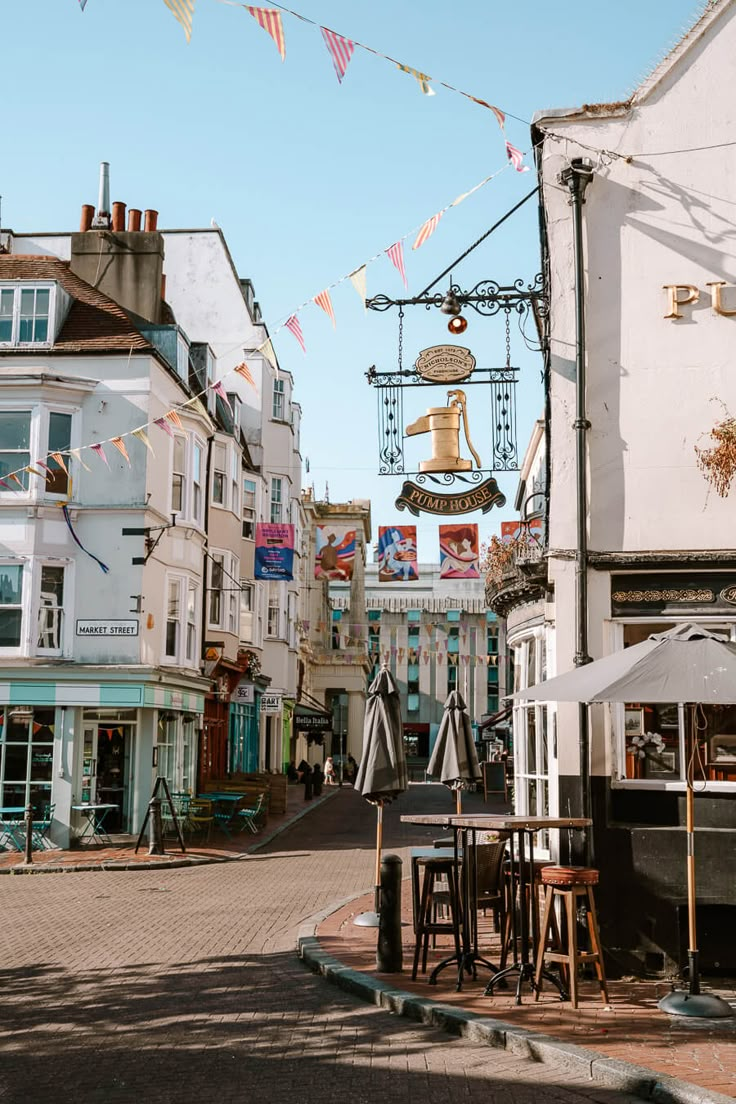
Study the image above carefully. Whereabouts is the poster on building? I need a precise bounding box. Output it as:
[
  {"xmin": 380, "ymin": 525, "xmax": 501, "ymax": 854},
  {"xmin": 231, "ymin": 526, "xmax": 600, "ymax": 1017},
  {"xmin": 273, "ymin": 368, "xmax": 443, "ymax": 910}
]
[
  {"xmin": 255, "ymin": 523, "xmax": 295, "ymax": 581},
  {"xmin": 439, "ymin": 524, "xmax": 480, "ymax": 579},
  {"xmin": 378, "ymin": 525, "xmax": 419, "ymax": 582},
  {"xmin": 500, "ymin": 518, "xmax": 543, "ymax": 543},
  {"xmin": 314, "ymin": 525, "xmax": 356, "ymax": 580}
]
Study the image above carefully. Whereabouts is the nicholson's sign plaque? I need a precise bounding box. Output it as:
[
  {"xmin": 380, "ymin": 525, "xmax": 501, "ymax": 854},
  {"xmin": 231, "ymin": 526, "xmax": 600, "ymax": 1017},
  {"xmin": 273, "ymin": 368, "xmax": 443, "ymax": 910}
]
[
  {"xmin": 415, "ymin": 345, "xmax": 476, "ymax": 384},
  {"xmin": 395, "ymin": 478, "xmax": 506, "ymax": 516},
  {"xmin": 76, "ymin": 619, "xmax": 139, "ymax": 637}
]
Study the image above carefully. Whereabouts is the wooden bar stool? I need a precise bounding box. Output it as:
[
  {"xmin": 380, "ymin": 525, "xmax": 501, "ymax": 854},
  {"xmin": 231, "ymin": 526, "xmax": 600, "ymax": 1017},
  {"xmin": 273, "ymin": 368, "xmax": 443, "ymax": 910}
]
[
  {"xmin": 534, "ymin": 865, "xmax": 609, "ymax": 1009},
  {"xmin": 412, "ymin": 855, "xmax": 462, "ymax": 980}
]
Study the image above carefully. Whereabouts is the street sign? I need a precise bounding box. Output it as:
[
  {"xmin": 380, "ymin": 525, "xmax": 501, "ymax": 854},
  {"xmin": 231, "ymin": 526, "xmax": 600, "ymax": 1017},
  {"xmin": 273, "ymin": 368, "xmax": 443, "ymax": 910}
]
[
  {"xmin": 76, "ymin": 619, "xmax": 139, "ymax": 637},
  {"xmin": 415, "ymin": 345, "xmax": 476, "ymax": 383},
  {"xmin": 232, "ymin": 681, "xmax": 255, "ymax": 705},
  {"xmin": 260, "ymin": 693, "xmax": 282, "ymax": 714}
]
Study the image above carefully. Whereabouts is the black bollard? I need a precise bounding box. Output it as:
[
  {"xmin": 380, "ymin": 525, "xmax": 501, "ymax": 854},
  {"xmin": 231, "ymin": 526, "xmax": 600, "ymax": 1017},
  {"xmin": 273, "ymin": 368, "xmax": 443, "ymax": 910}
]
[
  {"xmin": 24, "ymin": 803, "xmax": 34, "ymax": 865},
  {"xmin": 148, "ymin": 796, "xmax": 164, "ymax": 855},
  {"xmin": 377, "ymin": 853, "xmax": 403, "ymax": 973},
  {"xmin": 304, "ymin": 771, "xmax": 313, "ymax": 801}
]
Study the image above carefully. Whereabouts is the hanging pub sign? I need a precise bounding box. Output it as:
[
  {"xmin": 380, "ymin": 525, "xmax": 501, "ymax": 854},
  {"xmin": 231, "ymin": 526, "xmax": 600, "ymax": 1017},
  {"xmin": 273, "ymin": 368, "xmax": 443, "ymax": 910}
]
[
  {"xmin": 396, "ymin": 476, "xmax": 506, "ymax": 516},
  {"xmin": 414, "ymin": 345, "xmax": 476, "ymax": 384}
]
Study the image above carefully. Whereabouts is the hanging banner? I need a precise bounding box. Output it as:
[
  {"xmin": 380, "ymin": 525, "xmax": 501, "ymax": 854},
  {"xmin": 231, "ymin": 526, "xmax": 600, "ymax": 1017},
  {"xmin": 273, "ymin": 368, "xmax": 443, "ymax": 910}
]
[
  {"xmin": 378, "ymin": 526, "xmax": 418, "ymax": 582},
  {"xmin": 501, "ymin": 518, "xmax": 543, "ymax": 542},
  {"xmin": 255, "ymin": 522, "xmax": 295, "ymax": 581},
  {"xmin": 314, "ymin": 525, "xmax": 356, "ymax": 580},
  {"xmin": 439, "ymin": 524, "xmax": 480, "ymax": 579}
]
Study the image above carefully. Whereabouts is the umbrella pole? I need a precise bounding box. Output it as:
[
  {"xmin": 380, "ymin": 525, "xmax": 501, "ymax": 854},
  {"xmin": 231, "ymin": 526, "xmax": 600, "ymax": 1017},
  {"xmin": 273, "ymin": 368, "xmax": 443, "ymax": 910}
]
[
  {"xmin": 456, "ymin": 789, "xmax": 462, "ymax": 816},
  {"xmin": 658, "ymin": 705, "xmax": 732, "ymax": 1017},
  {"xmin": 374, "ymin": 803, "xmax": 383, "ymax": 914}
]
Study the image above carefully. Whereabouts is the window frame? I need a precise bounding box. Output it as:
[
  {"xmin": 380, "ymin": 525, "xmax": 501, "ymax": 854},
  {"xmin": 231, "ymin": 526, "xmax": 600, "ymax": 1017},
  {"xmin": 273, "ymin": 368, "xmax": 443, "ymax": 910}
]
[
  {"xmin": 163, "ymin": 573, "xmax": 200, "ymax": 667},
  {"xmin": 270, "ymin": 477, "xmax": 283, "ymax": 524},
  {"xmin": 0, "ymin": 403, "xmax": 78, "ymax": 501},
  {"xmin": 242, "ymin": 477, "xmax": 257, "ymax": 539},
  {"xmin": 0, "ymin": 283, "xmax": 56, "ymax": 347},
  {"xmin": 208, "ymin": 550, "xmax": 240, "ymax": 635},
  {"xmin": 272, "ymin": 378, "xmax": 285, "ymax": 421}
]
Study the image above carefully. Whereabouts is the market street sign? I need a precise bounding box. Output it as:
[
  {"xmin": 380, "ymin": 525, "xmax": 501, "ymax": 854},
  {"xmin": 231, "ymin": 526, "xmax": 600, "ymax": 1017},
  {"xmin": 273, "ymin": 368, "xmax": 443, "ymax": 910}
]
[
  {"xmin": 260, "ymin": 693, "xmax": 283, "ymax": 714},
  {"xmin": 415, "ymin": 345, "xmax": 476, "ymax": 383},
  {"xmin": 76, "ymin": 619, "xmax": 139, "ymax": 637},
  {"xmin": 395, "ymin": 477, "xmax": 506, "ymax": 516}
]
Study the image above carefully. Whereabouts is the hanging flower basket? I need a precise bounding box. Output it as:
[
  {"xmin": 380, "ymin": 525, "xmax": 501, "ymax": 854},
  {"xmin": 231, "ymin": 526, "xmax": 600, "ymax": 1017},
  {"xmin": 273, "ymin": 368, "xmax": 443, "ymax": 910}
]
[
  {"xmin": 695, "ymin": 411, "xmax": 736, "ymax": 497},
  {"xmin": 238, "ymin": 649, "xmax": 261, "ymax": 678}
]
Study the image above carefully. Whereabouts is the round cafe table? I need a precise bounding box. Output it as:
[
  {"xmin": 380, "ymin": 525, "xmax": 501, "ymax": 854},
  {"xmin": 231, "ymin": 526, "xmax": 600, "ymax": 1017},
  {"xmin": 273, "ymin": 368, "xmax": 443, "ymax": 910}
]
[{"xmin": 401, "ymin": 814, "xmax": 592, "ymax": 1003}]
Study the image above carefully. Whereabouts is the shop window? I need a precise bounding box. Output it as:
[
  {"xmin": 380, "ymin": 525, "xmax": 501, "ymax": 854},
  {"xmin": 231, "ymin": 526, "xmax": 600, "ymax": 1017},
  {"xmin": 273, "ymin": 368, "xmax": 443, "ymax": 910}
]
[
  {"xmin": 512, "ymin": 634, "xmax": 551, "ymax": 847},
  {"xmin": 0, "ymin": 705, "xmax": 54, "ymax": 811},
  {"xmin": 157, "ymin": 714, "xmax": 178, "ymax": 791}
]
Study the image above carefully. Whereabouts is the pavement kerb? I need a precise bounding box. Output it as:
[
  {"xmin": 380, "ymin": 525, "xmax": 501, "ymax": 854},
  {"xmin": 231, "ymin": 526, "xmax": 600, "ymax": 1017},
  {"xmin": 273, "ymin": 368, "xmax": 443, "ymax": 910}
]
[
  {"xmin": 0, "ymin": 787, "xmax": 339, "ymax": 875},
  {"xmin": 296, "ymin": 901, "xmax": 735, "ymax": 1104}
]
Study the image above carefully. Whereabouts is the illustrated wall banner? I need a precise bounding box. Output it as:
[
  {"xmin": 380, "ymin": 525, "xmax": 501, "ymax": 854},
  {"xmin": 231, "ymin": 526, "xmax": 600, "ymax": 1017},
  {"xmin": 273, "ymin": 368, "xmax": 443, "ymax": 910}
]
[
  {"xmin": 378, "ymin": 526, "xmax": 418, "ymax": 582},
  {"xmin": 255, "ymin": 523, "xmax": 295, "ymax": 581},
  {"xmin": 439, "ymin": 524, "xmax": 480, "ymax": 579},
  {"xmin": 315, "ymin": 525, "xmax": 356, "ymax": 580}
]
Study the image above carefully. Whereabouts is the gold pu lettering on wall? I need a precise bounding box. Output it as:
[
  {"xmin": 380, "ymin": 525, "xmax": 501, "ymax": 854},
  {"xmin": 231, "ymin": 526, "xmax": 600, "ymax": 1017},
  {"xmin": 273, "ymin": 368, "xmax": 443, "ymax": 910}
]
[{"xmin": 663, "ymin": 282, "xmax": 736, "ymax": 319}]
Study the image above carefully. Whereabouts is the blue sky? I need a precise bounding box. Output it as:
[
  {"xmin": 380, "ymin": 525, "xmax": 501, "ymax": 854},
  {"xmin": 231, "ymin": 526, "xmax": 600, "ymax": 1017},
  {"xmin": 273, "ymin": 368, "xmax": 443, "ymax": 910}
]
[{"xmin": 2, "ymin": 0, "xmax": 706, "ymax": 557}]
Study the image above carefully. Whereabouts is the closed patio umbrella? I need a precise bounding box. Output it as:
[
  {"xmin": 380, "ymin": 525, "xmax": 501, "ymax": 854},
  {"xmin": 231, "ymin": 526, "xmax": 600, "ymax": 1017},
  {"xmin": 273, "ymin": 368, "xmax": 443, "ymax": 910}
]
[
  {"xmin": 354, "ymin": 665, "xmax": 407, "ymax": 926},
  {"xmin": 511, "ymin": 622, "xmax": 735, "ymax": 1018},
  {"xmin": 427, "ymin": 690, "xmax": 482, "ymax": 814}
]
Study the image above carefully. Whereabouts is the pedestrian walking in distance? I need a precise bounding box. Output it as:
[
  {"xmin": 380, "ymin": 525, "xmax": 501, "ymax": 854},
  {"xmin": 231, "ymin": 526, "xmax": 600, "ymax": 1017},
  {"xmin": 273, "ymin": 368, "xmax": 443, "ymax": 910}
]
[
  {"xmin": 347, "ymin": 753, "xmax": 358, "ymax": 783},
  {"xmin": 324, "ymin": 756, "xmax": 336, "ymax": 785}
]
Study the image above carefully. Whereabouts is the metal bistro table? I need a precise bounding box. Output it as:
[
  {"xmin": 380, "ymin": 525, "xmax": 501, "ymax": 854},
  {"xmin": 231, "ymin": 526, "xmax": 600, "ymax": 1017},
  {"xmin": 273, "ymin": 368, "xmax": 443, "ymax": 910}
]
[
  {"xmin": 401, "ymin": 814, "xmax": 591, "ymax": 1002},
  {"xmin": 71, "ymin": 803, "xmax": 118, "ymax": 846}
]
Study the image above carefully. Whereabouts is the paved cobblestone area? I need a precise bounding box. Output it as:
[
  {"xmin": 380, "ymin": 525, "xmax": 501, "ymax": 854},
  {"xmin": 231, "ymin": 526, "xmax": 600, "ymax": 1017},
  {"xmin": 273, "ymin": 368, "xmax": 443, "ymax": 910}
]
[{"xmin": 0, "ymin": 785, "xmax": 648, "ymax": 1104}]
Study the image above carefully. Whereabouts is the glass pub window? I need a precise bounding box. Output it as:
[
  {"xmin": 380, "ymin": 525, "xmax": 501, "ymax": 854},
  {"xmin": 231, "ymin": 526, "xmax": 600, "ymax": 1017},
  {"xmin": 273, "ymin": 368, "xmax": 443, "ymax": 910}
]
[{"xmin": 46, "ymin": 413, "xmax": 72, "ymax": 495}]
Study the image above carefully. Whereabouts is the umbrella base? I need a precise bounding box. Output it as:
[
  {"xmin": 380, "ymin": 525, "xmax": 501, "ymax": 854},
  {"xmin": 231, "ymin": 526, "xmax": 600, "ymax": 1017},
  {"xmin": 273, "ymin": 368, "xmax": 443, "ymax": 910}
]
[
  {"xmin": 658, "ymin": 990, "xmax": 734, "ymax": 1018},
  {"xmin": 353, "ymin": 910, "xmax": 381, "ymax": 928}
]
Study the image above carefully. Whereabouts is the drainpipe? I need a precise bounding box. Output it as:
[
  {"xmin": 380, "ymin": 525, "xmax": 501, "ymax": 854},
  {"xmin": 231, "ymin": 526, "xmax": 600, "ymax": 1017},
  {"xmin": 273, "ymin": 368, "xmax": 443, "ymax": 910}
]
[{"xmin": 559, "ymin": 157, "xmax": 594, "ymax": 830}]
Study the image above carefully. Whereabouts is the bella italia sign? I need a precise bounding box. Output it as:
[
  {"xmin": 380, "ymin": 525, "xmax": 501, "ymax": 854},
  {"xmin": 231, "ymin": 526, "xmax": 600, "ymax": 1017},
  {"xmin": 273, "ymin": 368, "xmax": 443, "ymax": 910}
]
[
  {"xmin": 395, "ymin": 477, "xmax": 506, "ymax": 516},
  {"xmin": 415, "ymin": 345, "xmax": 475, "ymax": 383}
]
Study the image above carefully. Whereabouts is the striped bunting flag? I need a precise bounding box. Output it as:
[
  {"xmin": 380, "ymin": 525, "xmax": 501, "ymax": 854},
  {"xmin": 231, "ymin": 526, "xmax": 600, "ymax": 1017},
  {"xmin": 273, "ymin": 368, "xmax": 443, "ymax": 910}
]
[
  {"xmin": 396, "ymin": 63, "xmax": 435, "ymax": 96},
  {"xmin": 51, "ymin": 452, "xmax": 70, "ymax": 476},
  {"xmin": 9, "ymin": 473, "xmax": 24, "ymax": 488},
  {"xmin": 154, "ymin": 417, "xmax": 175, "ymax": 438},
  {"xmin": 234, "ymin": 361, "xmax": 257, "ymax": 388},
  {"xmin": 285, "ymin": 314, "xmax": 306, "ymax": 353},
  {"xmin": 314, "ymin": 289, "xmax": 336, "ymax": 328},
  {"xmin": 110, "ymin": 437, "xmax": 131, "ymax": 466},
  {"xmin": 162, "ymin": 0, "xmax": 195, "ymax": 43},
  {"xmin": 321, "ymin": 27, "xmax": 355, "ymax": 83},
  {"xmin": 70, "ymin": 448, "xmax": 92, "ymax": 472},
  {"xmin": 349, "ymin": 266, "xmax": 367, "ymax": 308},
  {"xmin": 212, "ymin": 380, "xmax": 233, "ymax": 412},
  {"xmin": 464, "ymin": 95, "xmax": 505, "ymax": 129},
  {"xmin": 246, "ymin": 7, "xmax": 286, "ymax": 60},
  {"xmin": 90, "ymin": 443, "xmax": 110, "ymax": 468},
  {"xmin": 165, "ymin": 409, "xmax": 183, "ymax": 429},
  {"xmin": 386, "ymin": 241, "xmax": 408, "ymax": 288},
  {"xmin": 132, "ymin": 428, "xmax": 156, "ymax": 457},
  {"xmin": 24, "ymin": 465, "xmax": 45, "ymax": 479},
  {"xmin": 505, "ymin": 140, "xmax": 530, "ymax": 173},
  {"xmin": 412, "ymin": 211, "xmax": 443, "ymax": 251},
  {"xmin": 260, "ymin": 338, "xmax": 279, "ymax": 372}
]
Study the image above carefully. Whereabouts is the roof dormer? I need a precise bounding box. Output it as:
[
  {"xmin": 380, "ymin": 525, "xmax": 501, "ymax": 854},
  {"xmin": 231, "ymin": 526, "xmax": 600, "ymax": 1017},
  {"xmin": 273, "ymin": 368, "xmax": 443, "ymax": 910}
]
[{"xmin": 0, "ymin": 281, "xmax": 69, "ymax": 348}]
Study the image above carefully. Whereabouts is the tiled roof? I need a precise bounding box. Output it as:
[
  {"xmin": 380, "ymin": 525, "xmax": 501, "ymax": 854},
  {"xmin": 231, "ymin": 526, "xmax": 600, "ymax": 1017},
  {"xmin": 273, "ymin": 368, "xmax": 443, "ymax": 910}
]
[{"xmin": 0, "ymin": 255, "xmax": 152, "ymax": 353}]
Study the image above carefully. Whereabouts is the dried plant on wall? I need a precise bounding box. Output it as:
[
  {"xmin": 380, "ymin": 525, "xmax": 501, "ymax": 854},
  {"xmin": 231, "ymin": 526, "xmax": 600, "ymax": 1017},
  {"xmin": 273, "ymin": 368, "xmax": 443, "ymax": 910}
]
[{"xmin": 695, "ymin": 404, "xmax": 736, "ymax": 497}]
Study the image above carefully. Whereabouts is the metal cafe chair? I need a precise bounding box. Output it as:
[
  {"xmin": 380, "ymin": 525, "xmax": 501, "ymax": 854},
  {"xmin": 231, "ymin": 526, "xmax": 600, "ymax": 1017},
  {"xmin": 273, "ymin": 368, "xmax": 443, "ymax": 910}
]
[
  {"xmin": 237, "ymin": 792, "xmax": 267, "ymax": 835},
  {"xmin": 32, "ymin": 803, "xmax": 56, "ymax": 850},
  {"xmin": 185, "ymin": 798, "xmax": 214, "ymax": 842}
]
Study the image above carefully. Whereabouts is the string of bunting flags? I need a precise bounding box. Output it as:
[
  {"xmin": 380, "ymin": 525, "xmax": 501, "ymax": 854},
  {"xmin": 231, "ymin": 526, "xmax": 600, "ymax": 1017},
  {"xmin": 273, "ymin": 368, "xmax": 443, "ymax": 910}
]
[
  {"xmin": 76, "ymin": 0, "xmax": 530, "ymax": 178},
  {"xmin": 0, "ymin": 144, "xmax": 533, "ymax": 493}
]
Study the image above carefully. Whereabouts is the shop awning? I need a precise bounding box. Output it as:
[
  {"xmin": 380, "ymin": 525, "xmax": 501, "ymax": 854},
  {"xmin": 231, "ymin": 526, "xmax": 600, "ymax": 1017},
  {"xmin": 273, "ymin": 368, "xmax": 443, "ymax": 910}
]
[{"xmin": 293, "ymin": 703, "xmax": 333, "ymax": 732}]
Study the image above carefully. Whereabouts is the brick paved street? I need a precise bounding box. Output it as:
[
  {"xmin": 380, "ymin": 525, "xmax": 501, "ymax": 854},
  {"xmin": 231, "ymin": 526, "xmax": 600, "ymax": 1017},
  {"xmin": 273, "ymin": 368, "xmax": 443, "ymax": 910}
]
[{"xmin": 0, "ymin": 784, "xmax": 650, "ymax": 1104}]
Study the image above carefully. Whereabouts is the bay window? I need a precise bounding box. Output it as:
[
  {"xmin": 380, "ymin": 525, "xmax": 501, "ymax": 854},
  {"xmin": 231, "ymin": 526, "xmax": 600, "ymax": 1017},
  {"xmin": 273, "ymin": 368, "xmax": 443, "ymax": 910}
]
[
  {"xmin": 0, "ymin": 560, "xmax": 71, "ymax": 656},
  {"xmin": 208, "ymin": 550, "xmax": 239, "ymax": 634},
  {"xmin": 0, "ymin": 406, "xmax": 77, "ymax": 498},
  {"xmin": 169, "ymin": 433, "xmax": 206, "ymax": 526}
]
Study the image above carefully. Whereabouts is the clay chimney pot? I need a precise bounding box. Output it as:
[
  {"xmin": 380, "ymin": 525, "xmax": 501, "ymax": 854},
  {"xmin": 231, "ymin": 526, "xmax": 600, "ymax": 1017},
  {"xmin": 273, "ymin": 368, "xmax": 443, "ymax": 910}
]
[
  {"xmin": 144, "ymin": 209, "xmax": 159, "ymax": 232},
  {"xmin": 80, "ymin": 204, "xmax": 95, "ymax": 232},
  {"xmin": 111, "ymin": 201, "xmax": 126, "ymax": 233},
  {"xmin": 127, "ymin": 208, "xmax": 142, "ymax": 232}
]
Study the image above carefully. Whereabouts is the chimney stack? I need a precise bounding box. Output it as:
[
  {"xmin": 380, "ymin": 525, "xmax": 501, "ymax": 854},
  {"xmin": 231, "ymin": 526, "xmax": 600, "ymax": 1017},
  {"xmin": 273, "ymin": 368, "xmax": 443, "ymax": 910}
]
[
  {"xmin": 111, "ymin": 201, "xmax": 126, "ymax": 233},
  {"xmin": 80, "ymin": 204, "xmax": 95, "ymax": 232},
  {"xmin": 127, "ymin": 208, "xmax": 142, "ymax": 232},
  {"xmin": 91, "ymin": 162, "xmax": 111, "ymax": 229},
  {"xmin": 144, "ymin": 209, "xmax": 159, "ymax": 232}
]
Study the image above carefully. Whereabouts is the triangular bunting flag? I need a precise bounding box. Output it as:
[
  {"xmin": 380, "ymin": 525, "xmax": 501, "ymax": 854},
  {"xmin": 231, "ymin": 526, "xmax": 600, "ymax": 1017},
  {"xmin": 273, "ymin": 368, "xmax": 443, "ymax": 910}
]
[
  {"xmin": 70, "ymin": 449, "xmax": 92, "ymax": 472},
  {"xmin": 260, "ymin": 338, "xmax": 278, "ymax": 372},
  {"xmin": 90, "ymin": 443, "xmax": 110, "ymax": 468},
  {"xmin": 24, "ymin": 465, "xmax": 44, "ymax": 479},
  {"xmin": 386, "ymin": 241, "xmax": 408, "ymax": 288},
  {"xmin": 35, "ymin": 461, "xmax": 54, "ymax": 474},
  {"xmin": 505, "ymin": 140, "xmax": 530, "ymax": 173},
  {"xmin": 320, "ymin": 27, "xmax": 355, "ymax": 83},
  {"xmin": 162, "ymin": 0, "xmax": 195, "ymax": 43},
  {"xmin": 212, "ymin": 380, "xmax": 233, "ymax": 413},
  {"xmin": 110, "ymin": 437, "xmax": 131, "ymax": 465},
  {"xmin": 165, "ymin": 409, "xmax": 183, "ymax": 429},
  {"xmin": 9, "ymin": 472, "xmax": 24, "ymax": 488},
  {"xmin": 154, "ymin": 417, "xmax": 175, "ymax": 438},
  {"xmin": 245, "ymin": 6, "xmax": 286, "ymax": 61},
  {"xmin": 234, "ymin": 361, "xmax": 257, "ymax": 388},
  {"xmin": 349, "ymin": 266, "xmax": 367, "ymax": 309},
  {"xmin": 79, "ymin": 0, "xmax": 88, "ymax": 8},
  {"xmin": 285, "ymin": 315, "xmax": 306, "ymax": 354},
  {"xmin": 464, "ymin": 95, "xmax": 505, "ymax": 128},
  {"xmin": 313, "ymin": 289, "xmax": 336, "ymax": 328},
  {"xmin": 396, "ymin": 63, "xmax": 435, "ymax": 96},
  {"xmin": 0, "ymin": 479, "xmax": 10, "ymax": 490},
  {"xmin": 412, "ymin": 212, "xmax": 443, "ymax": 250},
  {"xmin": 132, "ymin": 428, "xmax": 156, "ymax": 457}
]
